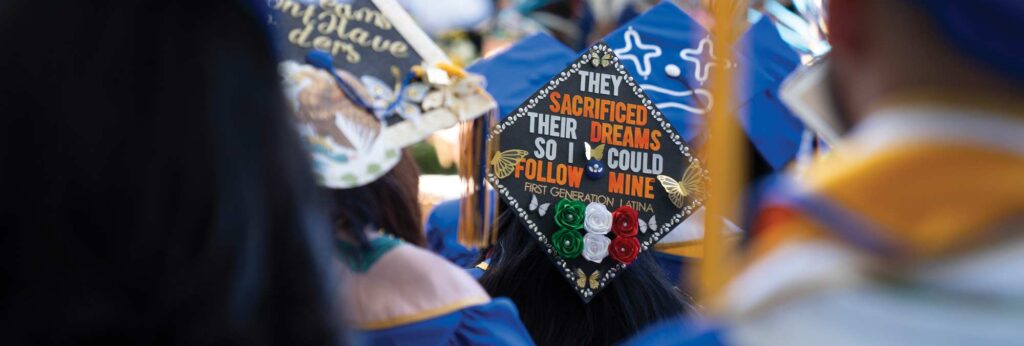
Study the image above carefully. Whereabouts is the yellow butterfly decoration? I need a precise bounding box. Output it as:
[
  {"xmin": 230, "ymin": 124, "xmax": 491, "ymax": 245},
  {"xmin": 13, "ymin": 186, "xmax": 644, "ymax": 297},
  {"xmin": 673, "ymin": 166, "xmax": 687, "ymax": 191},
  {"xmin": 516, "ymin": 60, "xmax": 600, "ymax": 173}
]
[
  {"xmin": 575, "ymin": 269, "xmax": 602, "ymax": 289},
  {"xmin": 657, "ymin": 161, "xmax": 707, "ymax": 208},
  {"xmin": 583, "ymin": 142, "xmax": 606, "ymax": 161},
  {"xmin": 590, "ymin": 51, "xmax": 612, "ymax": 68},
  {"xmin": 490, "ymin": 149, "xmax": 529, "ymax": 179}
]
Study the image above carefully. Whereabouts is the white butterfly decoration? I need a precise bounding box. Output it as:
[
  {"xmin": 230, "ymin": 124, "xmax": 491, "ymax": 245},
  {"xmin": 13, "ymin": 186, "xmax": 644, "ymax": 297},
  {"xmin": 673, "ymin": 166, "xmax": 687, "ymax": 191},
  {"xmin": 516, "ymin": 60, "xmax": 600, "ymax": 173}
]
[
  {"xmin": 529, "ymin": 194, "xmax": 551, "ymax": 217},
  {"xmin": 637, "ymin": 215, "xmax": 657, "ymax": 234},
  {"xmin": 360, "ymin": 75, "xmax": 428, "ymax": 123}
]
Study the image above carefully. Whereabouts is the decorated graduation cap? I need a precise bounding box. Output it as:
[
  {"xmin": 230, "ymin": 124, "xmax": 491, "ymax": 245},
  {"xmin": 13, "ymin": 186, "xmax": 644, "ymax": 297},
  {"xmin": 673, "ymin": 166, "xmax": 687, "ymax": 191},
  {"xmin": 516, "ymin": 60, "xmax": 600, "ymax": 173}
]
[
  {"xmin": 597, "ymin": 3, "xmax": 807, "ymax": 254},
  {"xmin": 604, "ymin": 2, "xmax": 804, "ymax": 170},
  {"xmin": 269, "ymin": 0, "xmax": 494, "ymax": 188},
  {"xmin": 488, "ymin": 41, "xmax": 708, "ymax": 302}
]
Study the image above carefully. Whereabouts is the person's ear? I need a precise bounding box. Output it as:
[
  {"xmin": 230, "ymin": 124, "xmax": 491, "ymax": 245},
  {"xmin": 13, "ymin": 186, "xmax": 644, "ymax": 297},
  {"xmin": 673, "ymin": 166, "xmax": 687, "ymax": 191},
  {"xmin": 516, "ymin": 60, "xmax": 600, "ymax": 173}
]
[{"xmin": 826, "ymin": 0, "xmax": 866, "ymax": 56}]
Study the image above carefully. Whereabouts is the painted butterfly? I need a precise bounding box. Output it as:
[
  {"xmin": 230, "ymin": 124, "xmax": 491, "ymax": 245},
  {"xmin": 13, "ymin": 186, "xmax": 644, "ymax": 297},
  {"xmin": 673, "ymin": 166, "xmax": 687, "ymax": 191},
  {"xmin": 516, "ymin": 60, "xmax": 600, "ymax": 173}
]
[
  {"xmin": 637, "ymin": 215, "xmax": 658, "ymax": 234},
  {"xmin": 529, "ymin": 194, "xmax": 551, "ymax": 217}
]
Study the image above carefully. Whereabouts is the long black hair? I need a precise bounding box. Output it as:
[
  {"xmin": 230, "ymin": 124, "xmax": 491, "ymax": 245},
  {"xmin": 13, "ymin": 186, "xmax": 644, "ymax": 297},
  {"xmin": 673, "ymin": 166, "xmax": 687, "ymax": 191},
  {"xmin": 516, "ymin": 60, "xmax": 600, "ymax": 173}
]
[
  {"xmin": 326, "ymin": 149, "xmax": 426, "ymax": 246},
  {"xmin": 0, "ymin": 1, "xmax": 344, "ymax": 344},
  {"xmin": 480, "ymin": 202, "xmax": 696, "ymax": 346}
]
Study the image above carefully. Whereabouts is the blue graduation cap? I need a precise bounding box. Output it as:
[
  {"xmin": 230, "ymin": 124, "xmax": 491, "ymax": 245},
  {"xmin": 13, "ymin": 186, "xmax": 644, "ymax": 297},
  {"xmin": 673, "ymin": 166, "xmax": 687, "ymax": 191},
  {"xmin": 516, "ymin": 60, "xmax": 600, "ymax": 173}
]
[
  {"xmin": 603, "ymin": 2, "xmax": 711, "ymax": 142},
  {"xmin": 468, "ymin": 33, "xmax": 578, "ymax": 119},
  {"xmin": 425, "ymin": 33, "xmax": 576, "ymax": 267},
  {"xmin": 733, "ymin": 18, "xmax": 805, "ymax": 170},
  {"xmin": 603, "ymin": 2, "xmax": 805, "ymax": 170}
]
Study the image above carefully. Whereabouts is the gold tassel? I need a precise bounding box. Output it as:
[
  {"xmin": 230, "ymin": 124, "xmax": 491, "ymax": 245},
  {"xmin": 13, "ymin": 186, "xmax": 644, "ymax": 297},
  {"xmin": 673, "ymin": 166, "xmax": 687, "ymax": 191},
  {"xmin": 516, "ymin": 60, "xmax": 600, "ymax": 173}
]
[
  {"xmin": 697, "ymin": 0, "xmax": 748, "ymax": 306},
  {"xmin": 437, "ymin": 62, "xmax": 468, "ymax": 78},
  {"xmin": 458, "ymin": 108, "xmax": 499, "ymax": 248}
]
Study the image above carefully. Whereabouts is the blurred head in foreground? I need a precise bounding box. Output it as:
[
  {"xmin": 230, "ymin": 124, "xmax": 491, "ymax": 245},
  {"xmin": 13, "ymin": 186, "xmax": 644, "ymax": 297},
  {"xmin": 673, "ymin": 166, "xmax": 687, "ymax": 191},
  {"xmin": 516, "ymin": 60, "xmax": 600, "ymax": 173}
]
[
  {"xmin": 0, "ymin": 1, "xmax": 345, "ymax": 344},
  {"xmin": 828, "ymin": 0, "xmax": 1024, "ymax": 124}
]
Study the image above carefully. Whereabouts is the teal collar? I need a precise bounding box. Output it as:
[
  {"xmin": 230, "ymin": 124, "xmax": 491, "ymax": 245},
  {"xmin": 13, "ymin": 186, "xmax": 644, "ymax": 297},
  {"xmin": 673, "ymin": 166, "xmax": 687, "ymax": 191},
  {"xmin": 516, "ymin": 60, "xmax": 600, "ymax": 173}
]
[{"xmin": 335, "ymin": 235, "xmax": 403, "ymax": 273}]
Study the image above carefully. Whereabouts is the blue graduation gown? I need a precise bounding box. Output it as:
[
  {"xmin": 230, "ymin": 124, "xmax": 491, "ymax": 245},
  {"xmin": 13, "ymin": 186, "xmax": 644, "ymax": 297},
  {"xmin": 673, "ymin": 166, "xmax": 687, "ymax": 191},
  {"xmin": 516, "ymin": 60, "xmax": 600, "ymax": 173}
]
[
  {"xmin": 357, "ymin": 298, "xmax": 533, "ymax": 345},
  {"xmin": 424, "ymin": 199, "xmax": 479, "ymax": 268}
]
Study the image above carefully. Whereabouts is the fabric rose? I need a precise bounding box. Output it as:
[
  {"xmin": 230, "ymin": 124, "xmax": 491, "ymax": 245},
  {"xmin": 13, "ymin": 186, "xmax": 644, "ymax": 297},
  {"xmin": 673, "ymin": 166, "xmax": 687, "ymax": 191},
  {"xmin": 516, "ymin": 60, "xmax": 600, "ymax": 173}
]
[
  {"xmin": 552, "ymin": 228, "xmax": 584, "ymax": 259},
  {"xmin": 554, "ymin": 199, "xmax": 586, "ymax": 230},
  {"xmin": 583, "ymin": 202, "xmax": 613, "ymax": 234},
  {"xmin": 611, "ymin": 205, "xmax": 639, "ymax": 237},
  {"xmin": 582, "ymin": 232, "xmax": 611, "ymax": 263},
  {"xmin": 608, "ymin": 236, "xmax": 640, "ymax": 264}
]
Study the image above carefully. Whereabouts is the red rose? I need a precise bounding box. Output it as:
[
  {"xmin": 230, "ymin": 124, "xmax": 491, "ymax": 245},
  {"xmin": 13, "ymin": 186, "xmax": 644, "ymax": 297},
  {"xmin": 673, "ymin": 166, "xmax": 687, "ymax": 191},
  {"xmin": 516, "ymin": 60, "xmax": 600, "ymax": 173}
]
[
  {"xmin": 611, "ymin": 205, "xmax": 638, "ymax": 237},
  {"xmin": 609, "ymin": 236, "xmax": 640, "ymax": 264}
]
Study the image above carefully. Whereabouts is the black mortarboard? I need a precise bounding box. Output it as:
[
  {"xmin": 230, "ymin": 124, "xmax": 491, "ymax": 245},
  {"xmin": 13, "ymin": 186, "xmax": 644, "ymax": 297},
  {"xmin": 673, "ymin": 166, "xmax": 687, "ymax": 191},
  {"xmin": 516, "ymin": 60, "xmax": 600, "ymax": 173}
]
[{"xmin": 488, "ymin": 42, "xmax": 707, "ymax": 302}]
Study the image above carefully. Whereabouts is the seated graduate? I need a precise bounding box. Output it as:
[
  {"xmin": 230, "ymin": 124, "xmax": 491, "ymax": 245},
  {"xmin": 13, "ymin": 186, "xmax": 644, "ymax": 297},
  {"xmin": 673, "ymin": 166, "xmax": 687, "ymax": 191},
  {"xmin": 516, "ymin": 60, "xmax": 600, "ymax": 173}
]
[
  {"xmin": 474, "ymin": 41, "xmax": 706, "ymax": 345},
  {"xmin": 0, "ymin": 0, "xmax": 346, "ymax": 343},
  {"xmin": 625, "ymin": 1, "xmax": 1024, "ymax": 345},
  {"xmin": 276, "ymin": 50, "xmax": 534, "ymax": 346},
  {"xmin": 268, "ymin": 1, "xmax": 533, "ymax": 343},
  {"xmin": 325, "ymin": 152, "xmax": 531, "ymax": 345}
]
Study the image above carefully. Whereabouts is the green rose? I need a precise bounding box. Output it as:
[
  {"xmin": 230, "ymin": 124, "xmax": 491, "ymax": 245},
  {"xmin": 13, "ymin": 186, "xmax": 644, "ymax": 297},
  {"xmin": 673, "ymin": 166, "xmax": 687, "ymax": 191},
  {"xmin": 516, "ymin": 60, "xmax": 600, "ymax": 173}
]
[
  {"xmin": 552, "ymin": 228, "xmax": 584, "ymax": 259},
  {"xmin": 554, "ymin": 199, "xmax": 586, "ymax": 230}
]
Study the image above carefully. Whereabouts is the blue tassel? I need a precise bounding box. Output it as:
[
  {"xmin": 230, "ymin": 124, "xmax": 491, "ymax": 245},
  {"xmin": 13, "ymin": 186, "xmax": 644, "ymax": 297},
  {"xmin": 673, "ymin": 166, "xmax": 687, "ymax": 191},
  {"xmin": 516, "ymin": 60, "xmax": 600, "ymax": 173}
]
[{"xmin": 305, "ymin": 50, "xmax": 375, "ymax": 112}]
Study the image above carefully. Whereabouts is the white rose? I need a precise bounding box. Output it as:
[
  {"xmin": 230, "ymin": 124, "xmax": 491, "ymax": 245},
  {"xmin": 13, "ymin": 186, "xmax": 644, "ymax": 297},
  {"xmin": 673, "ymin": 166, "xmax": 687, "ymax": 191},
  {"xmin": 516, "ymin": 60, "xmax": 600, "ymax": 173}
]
[
  {"xmin": 584, "ymin": 202, "xmax": 612, "ymax": 234},
  {"xmin": 582, "ymin": 232, "xmax": 611, "ymax": 263}
]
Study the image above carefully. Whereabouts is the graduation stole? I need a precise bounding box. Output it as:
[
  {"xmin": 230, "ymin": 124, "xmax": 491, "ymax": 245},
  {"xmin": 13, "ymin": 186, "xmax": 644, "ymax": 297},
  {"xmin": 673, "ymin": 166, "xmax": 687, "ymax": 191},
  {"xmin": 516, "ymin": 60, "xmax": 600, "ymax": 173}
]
[{"xmin": 754, "ymin": 143, "xmax": 1024, "ymax": 260}]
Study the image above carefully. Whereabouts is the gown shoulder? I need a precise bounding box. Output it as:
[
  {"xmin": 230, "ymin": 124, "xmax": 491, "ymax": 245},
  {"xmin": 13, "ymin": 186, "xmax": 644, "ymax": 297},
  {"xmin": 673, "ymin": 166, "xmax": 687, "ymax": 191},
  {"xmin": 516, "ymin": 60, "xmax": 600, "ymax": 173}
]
[{"xmin": 344, "ymin": 243, "xmax": 533, "ymax": 345}]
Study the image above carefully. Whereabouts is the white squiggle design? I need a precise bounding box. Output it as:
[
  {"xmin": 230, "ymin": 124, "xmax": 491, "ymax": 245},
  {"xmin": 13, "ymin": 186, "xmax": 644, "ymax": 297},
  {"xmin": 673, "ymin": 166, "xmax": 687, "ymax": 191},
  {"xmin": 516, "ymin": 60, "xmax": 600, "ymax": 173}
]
[
  {"xmin": 656, "ymin": 102, "xmax": 711, "ymax": 114},
  {"xmin": 613, "ymin": 27, "xmax": 662, "ymax": 80},
  {"xmin": 640, "ymin": 84, "xmax": 713, "ymax": 114},
  {"xmin": 679, "ymin": 36, "xmax": 736, "ymax": 85}
]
